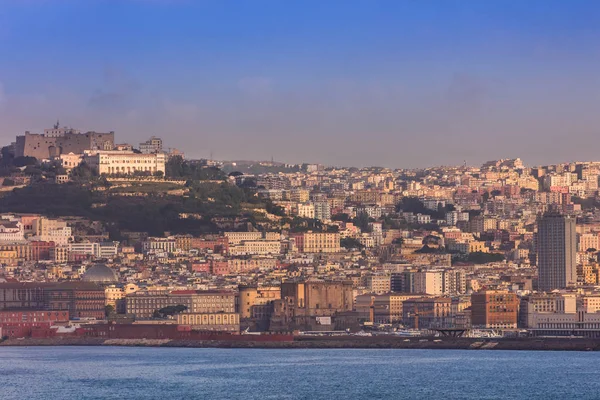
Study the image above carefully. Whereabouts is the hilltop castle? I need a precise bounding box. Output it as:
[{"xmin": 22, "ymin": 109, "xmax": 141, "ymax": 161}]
[{"xmin": 15, "ymin": 121, "xmax": 114, "ymax": 159}]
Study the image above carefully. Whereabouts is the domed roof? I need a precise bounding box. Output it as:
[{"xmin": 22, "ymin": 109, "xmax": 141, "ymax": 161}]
[{"xmin": 82, "ymin": 264, "xmax": 118, "ymax": 283}]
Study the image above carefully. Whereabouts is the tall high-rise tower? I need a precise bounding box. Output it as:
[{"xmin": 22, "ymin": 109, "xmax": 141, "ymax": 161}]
[{"xmin": 536, "ymin": 213, "xmax": 577, "ymax": 291}]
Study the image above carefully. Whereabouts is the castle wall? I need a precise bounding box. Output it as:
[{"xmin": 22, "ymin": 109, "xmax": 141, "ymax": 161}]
[
  {"xmin": 58, "ymin": 132, "xmax": 114, "ymax": 155},
  {"xmin": 15, "ymin": 132, "xmax": 115, "ymax": 159}
]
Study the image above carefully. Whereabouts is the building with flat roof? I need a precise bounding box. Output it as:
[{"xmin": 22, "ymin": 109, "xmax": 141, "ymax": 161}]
[
  {"xmin": 471, "ymin": 290, "xmax": 518, "ymax": 329},
  {"xmin": 126, "ymin": 290, "xmax": 237, "ymax": 320},
  {"xmin": 177, "ymin": 312, "xmax": 239, "ymax": 332},
  {"xmin": 0, "ymin": 282, "xmax": 106, "ymax": 320},
  {"xmin": 402, "ymin": 297, "xmax": 453, "ymax": 329},
  {"xmin": 519, "ymin": 293, "xmax": 576, "ymax": 328},
  {"xmin": 291, "ymin": 232, "xmax": 341, "ymax": 253},
  {"xmin": 139, "ymin": 137, "xmax": 163, "ymax": 154},
  {"xmin": 83, "ymin": 150, "xmax": 166, "ymax": 175},
  {"xmin": 355, "ymin": 293, "xmax": 424, "ymax": 324},
  {"xmin": 537, "ymin": 213, "xmax": 577, "ymax": 291},
  {"xmin": 366, "ymin": 275, "xmax": 391, "ymax": 295}
]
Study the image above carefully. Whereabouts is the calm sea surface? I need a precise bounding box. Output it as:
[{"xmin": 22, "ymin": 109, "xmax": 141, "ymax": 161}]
[{"xmin": 1, "ymin": 346, "xmax": 599, "ymax": 399}]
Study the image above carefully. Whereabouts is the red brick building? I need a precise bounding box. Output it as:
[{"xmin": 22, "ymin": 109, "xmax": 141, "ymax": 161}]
[
  {"xmin": 190, "ymin": 237, "xmax": 229, "ymax": 254},
  {"xmin": 190, "ymin": 263, "xmax": 210, "ymax": 273},
  {"xmin": 190, "ymin": 260, "xmax": 230, "ymax": 275},
  {"xmin": 46, "ymin": 282, "xmax": 106, "ymax": 320},
  {"xmin": 29, "ymin": 241, "xmax": 55, "ymax": 261},
  {"xmin": 0, "ymin": 310, "xmax": 70, "ymax": 338},
  {"xmin": 211, "ymin": 261, "xmax": 230, "ymax": 275},
  {"xmin": 0, "ymin": 310, "xmax": 69, "ymax": 324},
  {"xmin": 471, "ymin": 290, "xmax": 518, "ymax": 329}
]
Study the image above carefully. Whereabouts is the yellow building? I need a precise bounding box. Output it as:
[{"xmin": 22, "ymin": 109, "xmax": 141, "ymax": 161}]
[
  {"xmin": 0, "ymin": 250, "xmax": 18, "ymax": 264},
  {"xmin": 51, "ymin": 245, "xmax": 69, "ymax": 263},
  {"xmin": 0, "ymin": 244, "xmax": 28, "ymax": 260},
  {"xmin": 348, "ymin": 190, "xmax": 381, "ymax": 204},
  {"xmin": 379, "ymin": 193, "xmax": 396, "ymax": 206},
  {"xmin": 225, "ymin": 232, "xmax": 280, "ymax": 245},
  {"xmin": 59, "ymin": 152, "xmax": 83, "ymax": 171},
  {"xmin": 229, "ymin": 240, "xmax": 281, "ymax": 256},
  {"xmin": 579, "ymin": 264, "xmax": 599, "ymax": 285},
  {"xmin": 290, "ymin": 189, "xmax": 310, "ymax": 203},
  {"xmin": 47, "ymin": 266, "xmax": 66, "ymax": 279},
  {"xmin": 582, "ymin": 295, "xmax": 600, "ymax": 312},
  {"xmin": 105, "ymin": 286, "xmax": 125, "ymax": 308},
  {"xmin": 177, "ymin": 312, "xmax": 240, "ymax": 332},
  {"xmin": 302, "ymin": 232, "xmax": 341, "ymax": 253},
  {"xmin": 84, "ymin": 150, "xmax": 166, "ymax": 175},
  {"xmin": 228, "ymin": 258, "xmax": 277, "ymax": 273},
  {"xmin": 238, "ymin": 286, "xmax": 281, "ymax": 319},
  {"xmin": 104, "ymin": 284, "xmax": 139, "ymax": 313},
  {"xmin": 468, "ymin": 241, "xmax": 488, "ymax": 253},
  {"xmin": 175, "ymin": 235, "xmax": 193, "ymax": 251}
]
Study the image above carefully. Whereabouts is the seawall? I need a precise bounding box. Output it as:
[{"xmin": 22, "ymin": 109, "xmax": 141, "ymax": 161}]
[{"xmin": 2, "ymin": 336, "xmax": 600, "ymax": 351}]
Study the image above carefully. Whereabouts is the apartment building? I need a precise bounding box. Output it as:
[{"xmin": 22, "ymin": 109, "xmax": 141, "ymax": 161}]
[
  {"xmin": 471, "ymin": 290, "xmax": 518, "ymax": 329},
  {"xmin": 228, "ymin": 240, "xmax": 281, "ymax": 256},
  {"xmin": 292, "ymin": 232, "xmax": 341, "ymax": 253},
  {"xmin": 537, "ymin": 213, "xmax": 577, "ymax": 291},
  {"xmin": 126, "ymin": 290, "xmax": 237, "ymax": 320},
  {"xmin": 366, "ymin": 275, "xmax": 391, "ymax": 295},
  {"xmin": 224, "ymin": 232, "xmax": 280, "ymax": 245}
]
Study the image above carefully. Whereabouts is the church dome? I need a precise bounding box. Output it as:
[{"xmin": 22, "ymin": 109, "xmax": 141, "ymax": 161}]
[{"xmin": 82, "ymin": 264, "xmax": 118, "ymax": 283}]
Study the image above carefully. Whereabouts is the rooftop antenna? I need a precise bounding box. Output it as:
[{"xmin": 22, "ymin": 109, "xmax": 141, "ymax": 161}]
[{"xmin": 210, "ymin": 150, "xmax": 213, "ymax": 161}]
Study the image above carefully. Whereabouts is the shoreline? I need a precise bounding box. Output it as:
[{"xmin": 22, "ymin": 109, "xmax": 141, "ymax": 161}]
[{"xmin": 2, "ymin": 337, "xmax": 600, "ymax": 351}]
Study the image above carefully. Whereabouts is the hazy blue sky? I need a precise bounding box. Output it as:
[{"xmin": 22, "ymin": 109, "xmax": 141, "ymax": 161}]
[{"xmin": 0, "ymin": 0, "xmax": 599, "ymax": 167}]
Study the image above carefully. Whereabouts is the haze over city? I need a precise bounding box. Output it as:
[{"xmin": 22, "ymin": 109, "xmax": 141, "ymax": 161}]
[
  {"xmin": 1, "ymin": 0, "xmax": 599, "ymax": 168},
  {"xmin": 6, "ymin": 2, "xmax": 600, "ymax": 399}
]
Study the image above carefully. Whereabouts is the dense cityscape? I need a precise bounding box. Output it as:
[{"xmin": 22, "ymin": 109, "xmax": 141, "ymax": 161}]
[
  {"xmin": 0, "ymin": 123, "xmax": 597, "ymax": 343},
  {"xmin": 4, "ymin": 1, "xmax": 600, "ymax": 399}
]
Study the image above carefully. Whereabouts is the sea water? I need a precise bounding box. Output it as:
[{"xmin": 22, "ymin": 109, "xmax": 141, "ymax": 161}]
[{"xmin": 1, "ymin": 347, "xmax": 598, "ymax": 399}]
